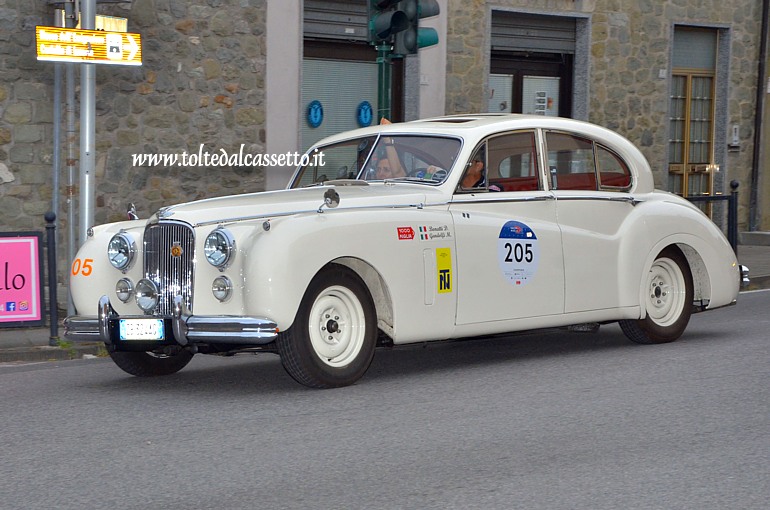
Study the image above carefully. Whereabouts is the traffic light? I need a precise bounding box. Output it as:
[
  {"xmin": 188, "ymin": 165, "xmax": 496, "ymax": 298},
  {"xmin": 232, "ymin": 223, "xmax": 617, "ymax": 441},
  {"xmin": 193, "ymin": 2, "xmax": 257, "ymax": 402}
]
[
  {"xmin": 367, "ymin": 0, "xmax": 408, "ymax": 44},
  {"xmin": 393, "ymin": 0, "xmax": 440, "ymax": 56}
]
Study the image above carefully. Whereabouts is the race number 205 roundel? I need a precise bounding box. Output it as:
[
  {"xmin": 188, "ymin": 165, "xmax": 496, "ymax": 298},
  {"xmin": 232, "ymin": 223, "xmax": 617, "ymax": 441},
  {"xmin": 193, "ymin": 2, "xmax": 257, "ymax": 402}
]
[{"xmin": 497, "ymin": 220, "xmax": 540, "ymax": 286}]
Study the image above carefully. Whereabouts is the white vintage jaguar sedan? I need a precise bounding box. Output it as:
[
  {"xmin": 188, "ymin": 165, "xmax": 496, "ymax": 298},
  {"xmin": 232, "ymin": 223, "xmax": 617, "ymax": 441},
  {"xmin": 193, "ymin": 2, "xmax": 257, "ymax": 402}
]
[{"xmin": 65, "ymin": 114, "xmax": 743, "ymax": 388}]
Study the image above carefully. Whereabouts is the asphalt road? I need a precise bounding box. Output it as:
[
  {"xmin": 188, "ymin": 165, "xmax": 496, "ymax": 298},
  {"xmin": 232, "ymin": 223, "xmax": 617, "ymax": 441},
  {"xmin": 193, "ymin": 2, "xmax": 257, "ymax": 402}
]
[{"xmin": 2, "ymin": 290, "xmax": 768, "ymax": 510}]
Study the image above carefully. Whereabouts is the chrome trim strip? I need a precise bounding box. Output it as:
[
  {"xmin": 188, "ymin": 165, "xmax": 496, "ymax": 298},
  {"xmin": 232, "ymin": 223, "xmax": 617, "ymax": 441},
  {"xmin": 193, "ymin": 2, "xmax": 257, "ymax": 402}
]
[
  {"xmin": 450, "ymin": 195, "xmax": 555, "ymax": 205},
  {"xmin": 194, "ymin": 202, "xmax": 437, "ymax": 227},
  {"xmin": 554, "ymin": 195, "xmax": 641, "ymax": 205}
]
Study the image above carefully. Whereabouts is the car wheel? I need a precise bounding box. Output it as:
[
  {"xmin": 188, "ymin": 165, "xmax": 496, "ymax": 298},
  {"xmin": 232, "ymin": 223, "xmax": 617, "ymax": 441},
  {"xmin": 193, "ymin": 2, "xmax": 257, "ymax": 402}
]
[
  {"xmin": 620, "ymin": 247, "xmax": 693, "ymax": 344},
  {"xmin": 108, "ymin": 349, "xmax": 194, "ymax": 377},
  {"xmin": 278, "ymin": 264, "xmax": 377, "ymax": 388}
]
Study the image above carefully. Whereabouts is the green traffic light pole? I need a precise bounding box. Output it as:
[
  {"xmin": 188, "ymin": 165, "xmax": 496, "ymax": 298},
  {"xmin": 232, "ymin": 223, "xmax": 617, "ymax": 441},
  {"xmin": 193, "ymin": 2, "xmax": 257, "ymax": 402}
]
[{"xmin": 376, "ymin": 43, "xmax": 392, "ymax": 122}]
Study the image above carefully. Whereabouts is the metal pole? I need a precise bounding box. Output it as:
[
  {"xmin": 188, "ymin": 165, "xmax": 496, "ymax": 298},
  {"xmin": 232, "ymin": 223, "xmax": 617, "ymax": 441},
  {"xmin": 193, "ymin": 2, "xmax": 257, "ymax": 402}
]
[
  {"xmin": 79, "ymin": 0, "xmax": 96, "ymax": 246},
  {"xmin": 376, "ymin": 44, "xmax": 392, "ymax": 121},
  {"xmin": 52, "ymin": 64, "xmax": 61, "ymax": 230},
  {"xmin": 729, "ymin": 180, "xmax": 740, "ymax": 254},
  {"xmin": 64, "ymin": 2, "xmax": 77, "ymax": 315},
  {"xmin": 45, "ymin": 212, "xmax": 59, "ymax": 346}
]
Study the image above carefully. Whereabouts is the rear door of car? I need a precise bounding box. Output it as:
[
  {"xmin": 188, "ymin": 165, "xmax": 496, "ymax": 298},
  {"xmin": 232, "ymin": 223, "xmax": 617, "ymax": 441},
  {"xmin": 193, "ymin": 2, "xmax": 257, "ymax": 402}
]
[
  {"xmin": 543, "ymin": 130, "xmax": 637, "ymax": 313},
  {"xmin": 450, "ymin": 130, "xmax": 565, "ymax": 325}
]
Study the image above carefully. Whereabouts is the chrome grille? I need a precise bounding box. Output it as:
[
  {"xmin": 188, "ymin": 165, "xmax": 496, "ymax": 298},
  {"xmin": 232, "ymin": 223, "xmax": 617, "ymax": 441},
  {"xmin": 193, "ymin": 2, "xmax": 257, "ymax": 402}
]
[{"xmin": 143, "ymin": 221, "xmax": 195, "ymax": 315}]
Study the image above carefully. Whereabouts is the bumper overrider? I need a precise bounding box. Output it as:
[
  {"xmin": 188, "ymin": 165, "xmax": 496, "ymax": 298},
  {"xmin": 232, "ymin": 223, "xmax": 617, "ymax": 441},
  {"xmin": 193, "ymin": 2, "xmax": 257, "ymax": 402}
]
[{"xmin": 64, "ymin": 295, "xmax": 278, "ymax": 348}]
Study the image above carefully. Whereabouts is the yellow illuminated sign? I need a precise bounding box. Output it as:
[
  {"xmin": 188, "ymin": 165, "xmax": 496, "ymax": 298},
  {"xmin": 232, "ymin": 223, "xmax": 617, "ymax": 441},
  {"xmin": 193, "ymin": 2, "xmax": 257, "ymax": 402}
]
[{"xmin": 35, "ymin": 26, "xmax": 142, "ymax": 66}]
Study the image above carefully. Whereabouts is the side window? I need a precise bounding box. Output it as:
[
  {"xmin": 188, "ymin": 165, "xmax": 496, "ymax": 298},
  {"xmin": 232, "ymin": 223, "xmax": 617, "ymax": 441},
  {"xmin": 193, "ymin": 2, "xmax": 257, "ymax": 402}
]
[
  {"xmin": 487, "ymin": 131, "xmax": 540, "ymax": 192},
  {"xmin": 545, "ymin": 132, "xmax": 598, "ymax": 190},
  {"xmin": 596, "ymin": 144, "xmax": 632, "ymax": 190},
  {"xmin": 457, "ymin": 144, "xmax": 487, "ymax": 191}
]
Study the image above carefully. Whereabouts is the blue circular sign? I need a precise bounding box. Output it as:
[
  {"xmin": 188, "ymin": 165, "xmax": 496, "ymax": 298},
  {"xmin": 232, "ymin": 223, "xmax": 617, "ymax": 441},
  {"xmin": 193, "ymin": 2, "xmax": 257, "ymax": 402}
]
[
  {"xmin": 356, "ymin": 101, "xmax": 373, "ymax": 127},
  {"xmin": 307, "ymin": 100, "xmax": 323, "ymax": 128}
]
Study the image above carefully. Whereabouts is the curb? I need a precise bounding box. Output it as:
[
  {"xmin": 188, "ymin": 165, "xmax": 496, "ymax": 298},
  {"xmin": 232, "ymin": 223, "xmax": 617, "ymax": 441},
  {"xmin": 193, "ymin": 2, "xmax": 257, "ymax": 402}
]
[
  {"xmin": 743, "ymin": 275, "xmax": 770, "ymax": 292},
  {"xmin": 0, "ymin": 343, "xmax": 105, "ymax": 363}
]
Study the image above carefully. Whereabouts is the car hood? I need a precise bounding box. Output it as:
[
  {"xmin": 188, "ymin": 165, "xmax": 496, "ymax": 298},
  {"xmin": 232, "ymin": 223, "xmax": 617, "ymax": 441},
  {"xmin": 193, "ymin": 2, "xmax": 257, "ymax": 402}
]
[{"xmin": 154, "ymin": 183, "xmax": 449, "ymax": 227}]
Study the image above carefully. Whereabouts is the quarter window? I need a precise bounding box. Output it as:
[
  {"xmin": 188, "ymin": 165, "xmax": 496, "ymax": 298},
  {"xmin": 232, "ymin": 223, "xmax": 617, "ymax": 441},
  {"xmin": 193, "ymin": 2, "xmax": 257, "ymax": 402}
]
[{"xmin": 596, "ymin": 145, "xmax": 632, "ymax": 189}]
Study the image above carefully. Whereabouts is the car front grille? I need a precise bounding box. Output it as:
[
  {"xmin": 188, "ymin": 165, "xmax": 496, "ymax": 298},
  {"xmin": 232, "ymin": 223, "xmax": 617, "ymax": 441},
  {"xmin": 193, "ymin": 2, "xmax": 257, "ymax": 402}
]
[{"xmin": 143, "ymin": 221, "xmax": 195, "ymax": 316}]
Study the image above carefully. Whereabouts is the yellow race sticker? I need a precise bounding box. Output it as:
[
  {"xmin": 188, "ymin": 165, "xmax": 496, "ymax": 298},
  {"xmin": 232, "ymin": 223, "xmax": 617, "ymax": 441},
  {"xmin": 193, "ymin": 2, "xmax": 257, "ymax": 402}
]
[{"xmin": 436, "ymin": 248, "xmax": 452, "ymax": 293}]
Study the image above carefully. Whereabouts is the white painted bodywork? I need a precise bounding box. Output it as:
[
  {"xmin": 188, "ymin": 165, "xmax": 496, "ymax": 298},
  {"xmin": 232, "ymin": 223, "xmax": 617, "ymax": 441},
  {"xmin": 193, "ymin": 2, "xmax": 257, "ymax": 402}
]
[{"xmin": 69, "ymin": 115, "xmax": 740, "ymax": 346}]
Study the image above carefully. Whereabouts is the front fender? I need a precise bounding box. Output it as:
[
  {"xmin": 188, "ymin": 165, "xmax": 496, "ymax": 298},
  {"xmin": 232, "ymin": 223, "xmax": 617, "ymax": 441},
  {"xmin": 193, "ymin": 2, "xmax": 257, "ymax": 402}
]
[{"xmin": 69, "ymin": 220, "xmax": 146, "ymax": 315}]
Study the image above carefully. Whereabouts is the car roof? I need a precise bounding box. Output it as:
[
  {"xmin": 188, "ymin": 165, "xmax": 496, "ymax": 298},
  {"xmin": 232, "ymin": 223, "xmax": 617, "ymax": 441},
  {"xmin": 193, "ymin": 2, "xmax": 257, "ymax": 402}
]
[{"xmin": 311, "ymin": 114, "xmax": 624, "ymax": 146}]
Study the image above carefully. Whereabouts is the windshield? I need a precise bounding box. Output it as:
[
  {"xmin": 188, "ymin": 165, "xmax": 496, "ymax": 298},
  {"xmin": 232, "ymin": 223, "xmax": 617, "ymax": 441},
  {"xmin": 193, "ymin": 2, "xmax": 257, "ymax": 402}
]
[{"xmin": 289, "ymin": 135, "xmax": 462, "ymax": 188}]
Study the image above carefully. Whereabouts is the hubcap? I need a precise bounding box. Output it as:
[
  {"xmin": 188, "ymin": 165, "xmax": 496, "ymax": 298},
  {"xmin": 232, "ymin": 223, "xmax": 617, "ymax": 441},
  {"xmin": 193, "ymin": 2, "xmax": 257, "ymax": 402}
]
[
  {"xmin": 646, "ymin": 257, "xmax": 686, "ymax": 327},
  {"xmin": 308, "ymin": 285, "xmax": 366, "ymax": 368}
]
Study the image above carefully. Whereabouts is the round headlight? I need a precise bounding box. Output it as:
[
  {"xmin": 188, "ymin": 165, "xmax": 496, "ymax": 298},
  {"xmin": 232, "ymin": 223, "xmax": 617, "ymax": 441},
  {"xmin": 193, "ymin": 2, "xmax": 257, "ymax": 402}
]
[
  {"xmin": 212, "ymin": 276, "xmax": 233, "ymax": 302},
  {"xmin": 204, "ymin": 228, "xmax": 235, "ymax": 269},
  {"xmin": 115, "ymin": 278, "xmax": 134, "ymax": 303},
  {"xmin": 107, "ymin": 232, "xmax": 135, "ymax": 271},
  {"xmin": 135, "ymin": 278, "xmax": 159, "ymax": 312}
]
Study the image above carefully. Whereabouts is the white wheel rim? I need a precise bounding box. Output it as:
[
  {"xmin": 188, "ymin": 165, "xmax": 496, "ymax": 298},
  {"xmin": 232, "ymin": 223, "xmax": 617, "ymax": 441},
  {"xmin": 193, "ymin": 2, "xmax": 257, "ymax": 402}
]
[
  {"xmin": 307, "ymin": 285, "xmax": 367, "ymax": 368},
  {"xmin": 645, "ymin": 257, "xmax": 686, "ymax": 327}
]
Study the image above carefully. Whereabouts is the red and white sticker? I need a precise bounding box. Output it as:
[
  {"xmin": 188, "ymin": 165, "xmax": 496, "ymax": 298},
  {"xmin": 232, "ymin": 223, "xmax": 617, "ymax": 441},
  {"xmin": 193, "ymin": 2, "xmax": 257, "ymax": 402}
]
[{"xmin": 397, "ymin": 227, "xmax": 415, "ymax": 240}]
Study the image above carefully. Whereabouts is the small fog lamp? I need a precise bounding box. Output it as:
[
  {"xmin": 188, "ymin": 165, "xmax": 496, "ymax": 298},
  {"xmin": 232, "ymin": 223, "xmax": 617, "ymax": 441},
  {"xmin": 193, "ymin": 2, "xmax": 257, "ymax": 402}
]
[
  {"xmin": 212, "ymin": 276, "xmax": 233, "ymax": 302},
  {"xmin": 115, "ymin": 278, "xmax": 134, "ymax": 303}
]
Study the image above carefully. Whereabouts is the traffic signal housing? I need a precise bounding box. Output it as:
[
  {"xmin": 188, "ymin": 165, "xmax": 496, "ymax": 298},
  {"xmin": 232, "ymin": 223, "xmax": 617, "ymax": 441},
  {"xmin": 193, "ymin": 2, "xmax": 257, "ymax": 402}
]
[
  {"xmin": 393, "ymin": 0, "xmax": 440, "ymax": 56},
  {"xmin": 367, "ymin": 0, "xmax": 408, "ymax": 44}
]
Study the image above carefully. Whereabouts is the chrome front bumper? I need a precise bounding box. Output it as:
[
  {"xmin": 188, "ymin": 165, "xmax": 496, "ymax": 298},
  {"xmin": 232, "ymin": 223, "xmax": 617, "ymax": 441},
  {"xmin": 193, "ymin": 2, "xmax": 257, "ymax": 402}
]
[{"xmin": 64, "ymin": 295, "xmax": 278, "ymax": 346}]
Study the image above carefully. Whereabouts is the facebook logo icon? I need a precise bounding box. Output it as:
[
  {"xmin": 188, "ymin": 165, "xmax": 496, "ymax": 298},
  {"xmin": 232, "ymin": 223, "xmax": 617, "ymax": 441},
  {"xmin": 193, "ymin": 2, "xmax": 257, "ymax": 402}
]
[{"xmin": 6, "ymin": 302, "xmax": 16, "ymax": 312}]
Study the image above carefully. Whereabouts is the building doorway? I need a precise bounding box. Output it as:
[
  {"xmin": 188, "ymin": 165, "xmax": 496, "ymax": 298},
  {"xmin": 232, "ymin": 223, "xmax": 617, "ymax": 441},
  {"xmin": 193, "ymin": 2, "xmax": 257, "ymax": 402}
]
[{"xmin": 489, "ymin": 11, "xmax": 576, "ymax": 118}]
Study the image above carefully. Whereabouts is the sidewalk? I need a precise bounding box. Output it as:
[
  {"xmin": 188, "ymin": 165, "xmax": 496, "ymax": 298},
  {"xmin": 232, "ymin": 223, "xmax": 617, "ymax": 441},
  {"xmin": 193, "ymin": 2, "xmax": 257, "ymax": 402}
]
[{"xmin": 2, "ymin": 243, "xmax": 769, "ymax": 363}]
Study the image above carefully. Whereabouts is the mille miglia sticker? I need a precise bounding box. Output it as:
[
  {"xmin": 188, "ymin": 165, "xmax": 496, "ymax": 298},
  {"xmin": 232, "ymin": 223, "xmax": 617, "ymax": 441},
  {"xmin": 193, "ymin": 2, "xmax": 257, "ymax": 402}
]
[{"xmin": 397, "ymin": 227, "xmax": 415, "ymax": 240}]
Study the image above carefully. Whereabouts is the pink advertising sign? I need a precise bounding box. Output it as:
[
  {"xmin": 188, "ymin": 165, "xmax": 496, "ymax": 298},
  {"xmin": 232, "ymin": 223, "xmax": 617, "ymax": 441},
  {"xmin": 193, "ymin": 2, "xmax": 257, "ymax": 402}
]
[{"xmin": 0, "ymin": 233, "xmax": 44, "ymax": 327}]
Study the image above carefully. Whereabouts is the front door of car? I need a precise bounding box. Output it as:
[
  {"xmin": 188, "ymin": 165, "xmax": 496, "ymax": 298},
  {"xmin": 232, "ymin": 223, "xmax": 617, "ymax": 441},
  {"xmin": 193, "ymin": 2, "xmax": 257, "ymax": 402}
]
[{"xmin": 450, "ymin": 131, "xmax": 565, "ymax": 325}]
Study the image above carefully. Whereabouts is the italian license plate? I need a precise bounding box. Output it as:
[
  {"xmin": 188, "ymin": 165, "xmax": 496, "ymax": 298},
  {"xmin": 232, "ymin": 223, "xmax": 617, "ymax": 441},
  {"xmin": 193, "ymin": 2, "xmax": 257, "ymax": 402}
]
[{"xmin": 119, "ymin": 318, "xmax": 165, "ymax": 341}]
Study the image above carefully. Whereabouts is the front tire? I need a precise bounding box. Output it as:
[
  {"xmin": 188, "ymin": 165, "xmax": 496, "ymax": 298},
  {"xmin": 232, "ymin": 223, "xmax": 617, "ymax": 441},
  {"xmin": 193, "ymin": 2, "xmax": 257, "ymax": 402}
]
[
  {"xmin": 108, "ymin": 349, "xmax": 193, "ymax": 377},
  {"xmin": 278, "ymin": 264, "xmax": 377, "ymax": 388},
  {"xmin": 620, "ymin": 247, "xmax": 693, "ymax": 344}
]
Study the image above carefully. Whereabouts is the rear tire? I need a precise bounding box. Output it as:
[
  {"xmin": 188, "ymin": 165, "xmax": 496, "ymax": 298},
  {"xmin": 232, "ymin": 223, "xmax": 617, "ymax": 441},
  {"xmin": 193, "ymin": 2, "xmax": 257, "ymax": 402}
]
[
  {"xmin": 620, "ymin": 247, "xmax": 693, "ymax": 344},
  {"xmin": 108, "ymin": 349, "xmax": 193, "ymax": 377},
  {"xmin": 278, "ymin": 264, "xmax": 377, "ymax": 388}
]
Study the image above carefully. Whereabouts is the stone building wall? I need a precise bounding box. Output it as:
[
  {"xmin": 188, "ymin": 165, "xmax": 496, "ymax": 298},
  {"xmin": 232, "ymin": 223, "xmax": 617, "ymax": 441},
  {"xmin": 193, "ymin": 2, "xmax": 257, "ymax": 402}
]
[
  {"xmin": 0, "ymin": 0, "xmax": 267, "ymax": 230},
  {"xmin": 444, "ymin": 0, "xmax": 763, "ymax": 229},
  {"xmin": 0, "ymin": 0, "xmax": 52, "ymax": 231}
]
